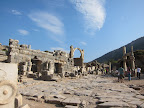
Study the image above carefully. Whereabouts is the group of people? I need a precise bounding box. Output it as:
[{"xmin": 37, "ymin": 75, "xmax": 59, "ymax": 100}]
[{"xmin": 117, "ymin": 66, "xmax": 141, "ymax": 83}]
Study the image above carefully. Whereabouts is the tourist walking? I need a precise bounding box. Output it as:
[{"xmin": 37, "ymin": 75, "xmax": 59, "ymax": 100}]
[
  {"xmin": 104, "ymin": 69, "xmax": 106, "ymax": 74},
  {"xmin": 137, "ymin": 67, "xmax": 141, "ymax": 79},
  {"xmin": 118, "ymin": 66, "xmax": 125, "ymax": 83},
  {"xmin": 115, "ymin": 70, "xmax": 119, "ymax": 82},
  {"xmin": 127, "ymin": 67, "xmax": 131, "ymax": 81}
]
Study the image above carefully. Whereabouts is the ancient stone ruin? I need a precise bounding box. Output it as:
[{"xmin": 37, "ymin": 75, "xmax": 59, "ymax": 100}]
[
  {"xmin": 122, "ymin": 46, "xmax": 135, "ymax": 71},
  {"xmin": 110, "ymin": 46, "xmax": 136, "ymax": 77},
  {"xmin": 0, "ymin": 39, "xmax": 113, "ymax": 108},
  {"xmin": 0, "ymin": 39, "xmax": 109, "ymax": 81},
  {"xmin": 7, "ymin": 39, "xmax": 85, "ymax": 80}
]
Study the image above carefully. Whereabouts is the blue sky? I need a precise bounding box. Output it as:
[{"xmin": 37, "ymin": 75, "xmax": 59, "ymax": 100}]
[{"xmin": 0, "ymin": 0, "xmax": 144, "ymax": 62}]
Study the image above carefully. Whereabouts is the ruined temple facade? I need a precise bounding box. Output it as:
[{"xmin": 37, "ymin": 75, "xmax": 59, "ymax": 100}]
[
  {"xmin": 122, "ymin": 46, "xmax": 135, "ymax": 71},
  {"xmin": 3, "ymin": 39, "xmax": 86, "ymax": 80}
]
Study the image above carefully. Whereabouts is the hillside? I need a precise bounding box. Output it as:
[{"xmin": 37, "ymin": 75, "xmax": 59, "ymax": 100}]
[{"xmin": 94, "ymin": 36, "xmax": 144, "ymax": 63}]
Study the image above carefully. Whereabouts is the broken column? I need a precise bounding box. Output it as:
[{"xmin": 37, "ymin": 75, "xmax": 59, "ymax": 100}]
[
  {"xmin": 26, "ymin": 60, "xmax": 33, "ymax": 77},
  {"xmin": 22, "ymin": 62, "xmax": 27, "ymax": 75},
  {"xmin": 109, "ymin": 62, "xmax": 111, "ymax": 73},
  {"xmin": 27, "ymin": 60, "xmax": 32, "ymax": 72},
  {"xmin": 81, "ymin": 49, "xmax": 84, "ymax": 67},
  {"xmin": 130, "ymin": 46, "xmax": 135, "ymax": 70},
  {"xmin": 69, "ymin": 45, "xmax": 74, "ymax": 58},
  {"xmin": 123, "ymin": 46, "xmax": 127, "ymax": 71}
]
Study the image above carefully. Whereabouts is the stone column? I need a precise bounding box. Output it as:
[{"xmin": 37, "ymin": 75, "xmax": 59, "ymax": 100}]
[
  {"xmin": 130, "ymin": 56, "xmax": 135, "ymax": 70},
  {"xmin": 45, "ymin": 61, "xmax": 49, "ymax": 70},
  {"xmin": 123, "ymin": 46, "xmax": 126, "ymax": 56},
  {"xmin": 123, "ymin": 56, "xmax": 127, "ymax": 71},
  {"xmin": 131, "ymin": 46, "xmax": 134, "ymax": 55},
  {"xmin": 123, "ymin": 46, "xmax": 127, "ymax": 71},
  {"xmin": 22, "ymin": 62, "xmax": 27, "ymax": 75},
  {"xmin": 109, "ymin": 62, "xmax": 111, "ymax": 73},
  {"xmin": 130, "ymin": 46, "xmax": 135, "ymax": 70},
  {"xmin": 48, "ymin": 61, "xmax": 54, "ymax": 74},
  {"xmin": 70, "ymin": 45, "xmax": 74, "ymax": 58},
  {"xmin": 27, "ymin": 60, "xmax": 32, "ymax": 72},
  {"xmin": 81, "ymin": 49, "xmax": 84, "ymax": 67}
]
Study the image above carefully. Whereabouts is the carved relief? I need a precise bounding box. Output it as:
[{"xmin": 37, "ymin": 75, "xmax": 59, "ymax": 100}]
[{"xmin": 0, "ymin": 81, "xmax": 17, "ymax": 105}]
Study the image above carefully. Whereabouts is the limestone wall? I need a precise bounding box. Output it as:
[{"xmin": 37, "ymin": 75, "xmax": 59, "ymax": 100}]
[
  {"xmin": 7, "ymin": 39, "xmax": 55, "ymax": 63},
  {"xmin": 8, "ymin": 47, "xmax": 54, "ymax": 63},
  {"xmin": 7, "ymin": 39, "xmax": 70, "ymax": 65}
]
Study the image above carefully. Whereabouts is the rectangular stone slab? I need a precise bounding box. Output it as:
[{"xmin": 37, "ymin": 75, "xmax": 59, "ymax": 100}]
[{"xmin": 62, "ymin": 97, "xmax": 81, "ymax": 106}]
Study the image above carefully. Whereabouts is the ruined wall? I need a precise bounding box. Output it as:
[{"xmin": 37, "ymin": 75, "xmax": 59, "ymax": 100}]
[
  {"xmin": 0, "ymin": 44, "xmax": 9, "ymax": 62},
  {"xmin": 7, "ymin": 39, "xmax": 75, "ymax": 77},
  {"xmin": 7, "ymin": 39, "xmax": 55, "ymax": 63}
]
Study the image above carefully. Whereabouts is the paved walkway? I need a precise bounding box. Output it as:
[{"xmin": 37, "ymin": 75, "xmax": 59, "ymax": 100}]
[{"xmin": 18, "ymin": 75, "xmax": 144, "ymax": 108}]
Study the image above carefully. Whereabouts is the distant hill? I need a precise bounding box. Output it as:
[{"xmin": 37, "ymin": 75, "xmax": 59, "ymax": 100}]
[{"xmin": 94, "ymin": 36, "xmax": 144, "ymax": 63}]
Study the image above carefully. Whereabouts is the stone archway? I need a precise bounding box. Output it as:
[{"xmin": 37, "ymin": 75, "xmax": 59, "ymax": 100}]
[{"xmin": 69, "ymin": 45, "xmax": 84, "ymax": 66}]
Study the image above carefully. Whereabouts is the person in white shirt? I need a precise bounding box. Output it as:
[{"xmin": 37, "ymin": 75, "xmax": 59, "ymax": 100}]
[{"xmin": 137, "ymin": 67, "xmax": 141, "ymax": 79}]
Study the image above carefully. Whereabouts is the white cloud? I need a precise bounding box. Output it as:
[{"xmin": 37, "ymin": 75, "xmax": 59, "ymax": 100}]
[
  {"xmin": 70, "ymin": 0, "xmax": 106, "ymax": 35},
  {"xmin": 80, "ymin": 41, "xmax": 87, "ymax": 45},
  {"xmin": 28, "ymin": 11, "xmax": 64, "ymax": 35},
  {"xmin": 50, "ymin": 47, "xmax": 69, "ymax": 53},
  {"xmin": 18, "ymin": 29, "xmax": 29, "ymax": 35},
  {"xmin": 12, "ymin": 10, "xmax": 22, "ymax": 15}
]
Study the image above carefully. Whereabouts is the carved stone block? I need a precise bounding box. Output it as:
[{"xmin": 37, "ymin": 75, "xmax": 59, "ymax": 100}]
[{"xmin": 0, "ymin": 63, "xmax": 18, "ymax": 108}]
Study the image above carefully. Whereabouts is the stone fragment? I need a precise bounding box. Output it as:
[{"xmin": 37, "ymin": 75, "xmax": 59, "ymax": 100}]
[
  {"xmin": 53, "ymin": 94, "xmax": 66, "ymax": 99},
  {"xmin": 19, "ymin": 104, "xmax": 30, "ymax": 108},
  {"xmin": 65, "ymin": 105, "xmax": 78, "ymax": 108},
  {"xmin": 62, "ymin": 97, "xmax": 81, "ymax": 106},
  {"xmin": 63, "ymin": 90, "xmax": 73, "ymax": 95},
  {"xmin": 33, "ymin": 93, "xmax": 44, "ymax": 99},
  {"xmin": 98, "ymin": 98, "xmax": 119, "ymax": 103},
  {"xmin": 74, "ymin": 90, "xmax": 92, "ymax": 96},
  {"xmin": 132, "ymin": 87, "xmax": 141, "ymax": 90},
  {"xmin": 97, "ymin": 101, "xmax": 129, "ymax": 108},
  {"xmin": 80, "ymin": 100, "xmax": 87, "ymax": 108},
  {"xmin": 128, "ymin": 100, "xmax": 143, "ymax": 105},
  {"xmin": 45, "ymin": 98, "xmax": 62, "ymax": 104},
  {"xmin": 136, "ymin": 95, "xmax": 144, "ymax": 99},
  {"xmin": 26, "ymin": 97, "xmax": 37, "ymax": 101},
  {"xmin": 15, "ymin": 94, "xmax": 23, "ymax": 108}
]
